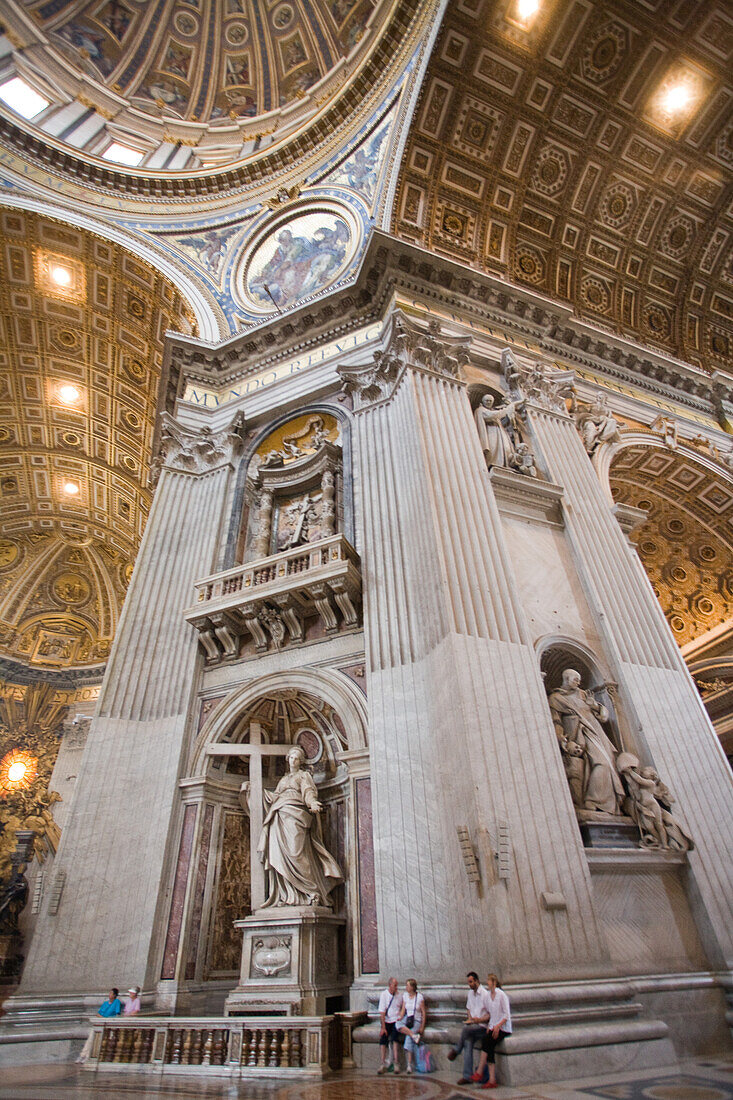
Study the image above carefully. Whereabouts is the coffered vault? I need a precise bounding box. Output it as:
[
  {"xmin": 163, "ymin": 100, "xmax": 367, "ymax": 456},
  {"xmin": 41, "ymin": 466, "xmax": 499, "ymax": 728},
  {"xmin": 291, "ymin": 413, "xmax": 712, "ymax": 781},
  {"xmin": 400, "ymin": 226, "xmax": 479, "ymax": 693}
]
[{"xmin": 0, "ymin": 208, "xmax": 195, "ymax": 673}]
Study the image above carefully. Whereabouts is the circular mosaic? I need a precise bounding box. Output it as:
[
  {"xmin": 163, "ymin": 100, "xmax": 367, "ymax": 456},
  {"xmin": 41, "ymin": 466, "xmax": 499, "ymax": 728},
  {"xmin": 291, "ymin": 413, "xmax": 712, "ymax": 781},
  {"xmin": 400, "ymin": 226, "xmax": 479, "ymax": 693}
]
[
  {"xmin": 239, "ymin": 207, "xmax": 357, "ymax": 313},
  {"xmin": 52, "ymin": 572, "xmax": 91, "ymax": 605}
]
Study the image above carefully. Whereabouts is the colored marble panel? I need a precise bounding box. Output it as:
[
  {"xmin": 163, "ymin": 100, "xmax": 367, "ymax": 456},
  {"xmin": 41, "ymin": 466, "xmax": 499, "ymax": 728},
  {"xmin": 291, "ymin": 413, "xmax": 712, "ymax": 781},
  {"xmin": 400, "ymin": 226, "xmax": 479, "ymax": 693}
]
[
  {"xmin": 184, "ymin": 803, "xmax": 215, "ymax": 980},
  {"xmin": 160, "ymin": 803, "xmax": 196, "ymax": 980},
  {"xmin": 355, "ymin": 777, "xmax": 378, "ymax": 974},
  {"xmin": 208, "ymin": 811, "xmax": 251, "ymax": 975}
]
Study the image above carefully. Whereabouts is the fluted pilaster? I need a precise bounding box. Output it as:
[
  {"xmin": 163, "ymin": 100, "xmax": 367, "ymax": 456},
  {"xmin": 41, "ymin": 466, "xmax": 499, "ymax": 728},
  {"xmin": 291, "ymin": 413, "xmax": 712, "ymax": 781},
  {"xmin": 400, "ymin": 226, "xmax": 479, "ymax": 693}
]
[
  {"xmin": 20, "ymin": 415, "xmax": 244, "ymax": 993},
  {"xmin": 346, "ymin": 320, "xmax": 608, "ymax": 980},
  {"xmin": 527, "ymin": 398, "xmax": 733, "ymax": 967}
]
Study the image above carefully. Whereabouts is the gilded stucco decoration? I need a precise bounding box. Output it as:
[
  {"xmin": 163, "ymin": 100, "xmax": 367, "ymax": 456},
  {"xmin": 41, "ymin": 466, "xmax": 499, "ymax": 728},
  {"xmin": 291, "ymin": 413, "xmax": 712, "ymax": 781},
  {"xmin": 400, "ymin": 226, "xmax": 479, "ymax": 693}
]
[
  {"xmin": 610, "ymin": 444, "xmax": 733, "ymax": 647},
  {"xmin": 0, "ymin": 208, "xmax": 196, "ymax": 671},
  {"xmin": 0, "ymin": 682, "xmax": 67, "ymax": 883},
  {"xmin": 0, "ymin": 0, "xmax": 396, "ymax": 173},
  {"xmin": 393, "ymin": 0, "xmax": 733, "ymax": 372}
]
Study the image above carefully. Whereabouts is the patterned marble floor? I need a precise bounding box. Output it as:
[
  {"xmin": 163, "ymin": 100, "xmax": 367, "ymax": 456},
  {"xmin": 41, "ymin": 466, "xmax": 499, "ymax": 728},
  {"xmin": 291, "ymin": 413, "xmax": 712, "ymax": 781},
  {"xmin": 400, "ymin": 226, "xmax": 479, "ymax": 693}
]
[{"xmin": 0, "ymin": 1059, "xmax": 731, "ymax": 1099}]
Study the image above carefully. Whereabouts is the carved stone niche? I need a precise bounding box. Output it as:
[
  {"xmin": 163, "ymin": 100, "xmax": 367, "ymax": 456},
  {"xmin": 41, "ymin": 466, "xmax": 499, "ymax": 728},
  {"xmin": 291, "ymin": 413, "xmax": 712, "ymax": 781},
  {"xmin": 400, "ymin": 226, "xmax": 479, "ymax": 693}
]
[
  {"xmin": 186, "ymin": 438, "xmax": 362, "ymax": 661},
  {"xmin": 246, "ymin": 441, "xmax": 342, "ymax": 560}
]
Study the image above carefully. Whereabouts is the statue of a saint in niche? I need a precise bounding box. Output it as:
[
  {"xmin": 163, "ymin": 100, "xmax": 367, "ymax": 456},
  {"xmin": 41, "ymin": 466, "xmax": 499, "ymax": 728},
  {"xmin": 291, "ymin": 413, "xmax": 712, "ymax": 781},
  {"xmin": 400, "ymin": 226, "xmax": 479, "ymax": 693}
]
[
  {"xmin": 474, "ymin": 393, "xmax": 525, "ymax": 469},
  {"xmin": 258, "ymin": 746, "xmax": 343, "ymax": 908},
  {"xmin": 548, "ymin": 669, "xmax": 624, "ymax": 815}
]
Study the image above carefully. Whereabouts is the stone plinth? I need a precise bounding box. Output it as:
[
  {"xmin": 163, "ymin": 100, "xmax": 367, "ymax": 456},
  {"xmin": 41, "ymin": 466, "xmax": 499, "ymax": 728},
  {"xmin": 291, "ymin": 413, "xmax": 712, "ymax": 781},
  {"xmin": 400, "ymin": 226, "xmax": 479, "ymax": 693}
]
[
  {"xmin": 225, "ymin": 907, "xmax": 346, "ymax": 1017},
  {"xmin": 578, "ymin": 812, "xmax": 640, "ymax": 849}
]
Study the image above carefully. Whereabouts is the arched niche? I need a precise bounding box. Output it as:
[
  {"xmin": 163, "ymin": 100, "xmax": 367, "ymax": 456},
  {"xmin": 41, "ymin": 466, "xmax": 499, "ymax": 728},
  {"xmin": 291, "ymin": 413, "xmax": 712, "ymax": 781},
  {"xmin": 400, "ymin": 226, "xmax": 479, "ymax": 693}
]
[
  {"xmin": 537, "ymin": 636, "xmax": 623, "ymax": 751},
  {"xmin": 225, "ymin": 405, "xmax": 355, "ymax": 569},
  {"xmin": 163, "ymin": 669, "xmax": 371, "ymax": 998}
]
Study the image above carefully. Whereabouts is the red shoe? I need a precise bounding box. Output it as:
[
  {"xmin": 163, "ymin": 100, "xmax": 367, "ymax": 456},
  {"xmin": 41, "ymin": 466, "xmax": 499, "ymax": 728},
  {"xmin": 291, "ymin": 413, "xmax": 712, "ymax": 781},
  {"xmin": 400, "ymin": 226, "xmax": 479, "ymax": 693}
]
[
  {"xmin": 481, "ymin": 1083, "xmax": 498, "ymax": 1089},
  {"xmin": 469, "ymin": 1072, "xmax": 482, "ymax": 1082}
]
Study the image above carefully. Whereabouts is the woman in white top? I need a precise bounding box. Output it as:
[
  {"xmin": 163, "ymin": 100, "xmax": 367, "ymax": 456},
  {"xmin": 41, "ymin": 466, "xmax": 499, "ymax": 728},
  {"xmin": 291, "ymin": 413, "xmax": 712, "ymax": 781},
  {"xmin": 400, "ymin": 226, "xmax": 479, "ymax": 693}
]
[
  {"xmin": 397, "ymin": 978, "xmax": 426, "ymax": 1074},
  {"xmin": 471, "ymin": 973, "xmax": 511, "ymax": 1089}
]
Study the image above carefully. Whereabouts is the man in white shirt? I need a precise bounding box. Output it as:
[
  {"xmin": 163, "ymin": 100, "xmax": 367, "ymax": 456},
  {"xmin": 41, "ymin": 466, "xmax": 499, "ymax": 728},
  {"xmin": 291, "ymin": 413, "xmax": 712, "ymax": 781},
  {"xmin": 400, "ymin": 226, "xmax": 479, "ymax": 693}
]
[
  {"xmin": 377, "ymin": 977, "xmax": 404, "ymax": 1074},
  {"xmin": 446, "ymin": 971, "xmax": 490, "ymax": 1084}
]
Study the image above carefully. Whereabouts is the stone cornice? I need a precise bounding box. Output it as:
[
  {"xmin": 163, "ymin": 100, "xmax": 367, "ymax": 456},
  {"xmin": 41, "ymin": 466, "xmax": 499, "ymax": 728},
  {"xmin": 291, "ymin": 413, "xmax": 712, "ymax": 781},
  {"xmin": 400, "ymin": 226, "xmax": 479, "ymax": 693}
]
[{"xmin": 162, "ymin": 230, "xmax": 731, "ymax": 423}]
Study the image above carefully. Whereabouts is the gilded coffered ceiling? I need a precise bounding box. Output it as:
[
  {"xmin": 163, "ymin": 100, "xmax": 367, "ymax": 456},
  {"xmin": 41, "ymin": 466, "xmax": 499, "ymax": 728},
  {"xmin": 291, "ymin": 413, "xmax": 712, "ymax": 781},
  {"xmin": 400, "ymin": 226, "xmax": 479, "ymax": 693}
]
[
  {"xmin": 0, "ymin": 207, "xmax": 196, "ymax": 672},
  {"xmin": 393, "ymin": 0, "xmax": 733, "ymax": 372},
  {"xmin": 609, "ymin": 443, "xmax": 733, "ymax": 647}
]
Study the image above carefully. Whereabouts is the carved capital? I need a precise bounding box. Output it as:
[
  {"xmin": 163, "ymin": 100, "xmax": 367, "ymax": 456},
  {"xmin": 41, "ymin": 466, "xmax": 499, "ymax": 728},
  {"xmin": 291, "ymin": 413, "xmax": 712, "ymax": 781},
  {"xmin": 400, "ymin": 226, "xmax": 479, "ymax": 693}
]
[
  {"xmin": 151, "ymin": 411, "xmax": 246, "ymax": 481},
  {"xmin": 503, "ymin": 347, "xmax": 575, "ymax": 415},
  {"xmin": 338, "ymin": 310, "xmax": 471, "ymax": 410}
]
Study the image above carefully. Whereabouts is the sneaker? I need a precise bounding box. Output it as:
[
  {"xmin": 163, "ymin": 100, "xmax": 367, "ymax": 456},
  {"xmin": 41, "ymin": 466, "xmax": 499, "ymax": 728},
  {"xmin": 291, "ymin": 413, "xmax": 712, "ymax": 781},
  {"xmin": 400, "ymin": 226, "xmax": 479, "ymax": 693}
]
[
  {"xmin": 406, "ymin": 1066, "xmax": 412, "ymax": 1075},
  {"xmin": 457, "ymin": 1078, "xmax": 471, "ymax": 1085},
  {"xmin": 393, "ymin": 1067, "xmax": 401, "ymax": 1074},
  {"xmin": 470, "ymin": 1072, "xmax": 483, "ymax": 1082},
  {"xmin": 377, "ymin": 1066, "xmax": 386, "ymax": 1075},
  {"xmin": 447, "ymin": 1049, "xmax": 458, "ymax": 1061}
]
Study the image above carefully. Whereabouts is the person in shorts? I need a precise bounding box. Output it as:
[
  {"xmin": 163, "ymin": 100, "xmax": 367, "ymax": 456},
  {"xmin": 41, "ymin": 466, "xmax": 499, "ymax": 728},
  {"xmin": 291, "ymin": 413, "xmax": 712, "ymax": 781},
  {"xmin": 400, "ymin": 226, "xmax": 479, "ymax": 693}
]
[{"xmin": 377, "ymin": 977, "xmax": 404, "ymax": 1074}]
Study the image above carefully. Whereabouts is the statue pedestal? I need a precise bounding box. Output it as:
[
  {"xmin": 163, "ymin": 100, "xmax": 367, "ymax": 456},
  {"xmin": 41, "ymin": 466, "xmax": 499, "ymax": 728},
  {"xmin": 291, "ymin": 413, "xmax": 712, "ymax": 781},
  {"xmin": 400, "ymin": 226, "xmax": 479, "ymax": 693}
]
[
  {"xmin": 578, "ymin": 811, "xmax": 640, "ymax": 849},
  {"xmin": 224, "ymin": 907, "xmax": 346, "ymax": 1017}
]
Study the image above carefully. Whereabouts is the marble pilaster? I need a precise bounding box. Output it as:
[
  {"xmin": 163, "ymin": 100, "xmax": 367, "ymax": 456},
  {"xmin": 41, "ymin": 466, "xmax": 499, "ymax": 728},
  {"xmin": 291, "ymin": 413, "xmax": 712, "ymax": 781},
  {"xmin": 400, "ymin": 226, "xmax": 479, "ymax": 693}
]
[
  {"xmin": 342, "ymin": 315, "xmax": 609, "ymax": 982},
  {"xmin": 523, "ymin": 382, "xmax": 733, "ymax": 968},
  {"xmin": 16, "ymin": 415, "xmax": 245, "ymax": 995}
]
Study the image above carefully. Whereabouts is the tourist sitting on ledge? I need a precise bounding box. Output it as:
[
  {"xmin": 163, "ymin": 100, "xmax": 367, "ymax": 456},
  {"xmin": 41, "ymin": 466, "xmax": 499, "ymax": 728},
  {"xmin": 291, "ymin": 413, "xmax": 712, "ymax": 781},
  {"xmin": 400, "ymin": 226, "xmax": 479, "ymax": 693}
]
[
  {"xmin": 470, "ymin": 973, "xmax": 512, "ymax": 1090},
  {"xmin": 76, "ymin": 988, "xmax": 122, "ymax": 1064}
]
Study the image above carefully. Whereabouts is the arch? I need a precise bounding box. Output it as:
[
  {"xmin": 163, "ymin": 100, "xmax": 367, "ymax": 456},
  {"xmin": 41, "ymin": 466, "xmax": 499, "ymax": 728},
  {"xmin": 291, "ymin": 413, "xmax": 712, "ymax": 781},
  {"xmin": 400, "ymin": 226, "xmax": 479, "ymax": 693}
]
[
  {"xmin": 0, "ymin": 195, "xmax": 224, "ymax": 341},
  {"xmin": 535, "ymin": 633, "xmax": 613, "ymax": 693},
  {"xmin": 593, "ymin": 429, "xmax": 733, "ymax": 505},
  {"xmin": 189, "ymin": 666, "xmax": 368, "ymax": 777}
]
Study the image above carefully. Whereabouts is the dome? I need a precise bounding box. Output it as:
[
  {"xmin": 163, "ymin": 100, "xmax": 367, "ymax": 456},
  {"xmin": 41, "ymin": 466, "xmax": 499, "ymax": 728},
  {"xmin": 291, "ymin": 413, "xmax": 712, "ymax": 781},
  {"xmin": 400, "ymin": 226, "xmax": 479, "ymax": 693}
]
[{"xmin": 0, "ymin": 0, "xmax": 394, "ymax": 175}]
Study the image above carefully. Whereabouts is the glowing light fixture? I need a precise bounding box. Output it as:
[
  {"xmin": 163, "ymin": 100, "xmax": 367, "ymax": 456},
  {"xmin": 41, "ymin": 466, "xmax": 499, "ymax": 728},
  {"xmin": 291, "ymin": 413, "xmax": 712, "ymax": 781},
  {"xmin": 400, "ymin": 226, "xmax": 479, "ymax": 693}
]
[
  {"xmin": 516, "ymin": 0, "xmax": 540, "ymax": 20},
  {"xmin": 0, "ymin": 76, "xmax": 50, "ymax": 120},
  {"xmin": 0, "ymin": 749, "xmax": 38, "ymax": 791},
  {"xmin": 58, "ymin": 384, "xmax": 81, "ymax": 405},
  {"xmin": 660, "ymin": 82, "xmax": 692, "ymax": 114},
  {"xmin": 50, "ymin": 264, "xmax": 72, "ymax": 287},
  {"xmin": 102, "ymin": 141, "xmax": 144, "ymax": 167},
  {"xmin": 63, "ymin": 481, "xmax": 80, "ymax": 495},
  {"xmin": 7, "ymin": 760, "xmax": 27, "ymax": 783}
]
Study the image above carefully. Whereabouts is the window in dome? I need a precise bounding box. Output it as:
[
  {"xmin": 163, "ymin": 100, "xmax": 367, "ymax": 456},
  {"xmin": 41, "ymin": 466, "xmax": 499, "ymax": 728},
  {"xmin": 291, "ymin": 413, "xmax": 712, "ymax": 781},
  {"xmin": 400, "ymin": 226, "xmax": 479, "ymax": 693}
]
[
  {"xmin": 102, "ymin": 141, "xmax": 144, "ymax": 167},
  {"xmin": 0, "ymin": 76, "xmax": 50, "ymax": 119}
]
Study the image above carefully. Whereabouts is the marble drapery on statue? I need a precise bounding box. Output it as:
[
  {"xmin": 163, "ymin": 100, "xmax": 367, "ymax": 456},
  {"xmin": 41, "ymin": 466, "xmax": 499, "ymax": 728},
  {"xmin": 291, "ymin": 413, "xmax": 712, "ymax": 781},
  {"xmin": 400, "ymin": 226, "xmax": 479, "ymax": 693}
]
[
  {"xmin": 474, "ymin": 394, "xmax": 525, "ymax": 469},
  {"xmin": 258, "ymin": 746, "xmax": 343, "ymax": 908},
  {"xmin": 548, "ymin": 669, "xmax": 624, "ymax": 815}
]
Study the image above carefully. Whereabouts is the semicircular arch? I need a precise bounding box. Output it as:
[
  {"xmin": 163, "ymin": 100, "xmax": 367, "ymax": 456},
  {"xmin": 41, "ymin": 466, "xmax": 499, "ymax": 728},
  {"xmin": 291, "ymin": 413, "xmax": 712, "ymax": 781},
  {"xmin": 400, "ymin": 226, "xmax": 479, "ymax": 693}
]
[{"xmin": 190, "ymin": 666, "xmax": 368, "ymax": 777}]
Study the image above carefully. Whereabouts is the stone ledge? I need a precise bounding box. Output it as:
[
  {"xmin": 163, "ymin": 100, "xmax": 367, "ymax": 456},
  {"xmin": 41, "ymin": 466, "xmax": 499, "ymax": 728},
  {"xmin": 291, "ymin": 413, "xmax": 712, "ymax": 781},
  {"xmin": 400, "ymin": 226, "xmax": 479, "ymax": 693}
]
[{"xmin": 586, "ymin": 848, "xmax": 688, "ymax": 872}]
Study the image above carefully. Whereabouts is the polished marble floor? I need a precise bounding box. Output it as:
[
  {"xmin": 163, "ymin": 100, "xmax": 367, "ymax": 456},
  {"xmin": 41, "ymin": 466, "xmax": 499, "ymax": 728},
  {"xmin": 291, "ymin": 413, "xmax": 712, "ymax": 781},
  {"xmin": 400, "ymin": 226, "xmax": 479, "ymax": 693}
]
[{"xmin": 0, "ymin": 1059, "xmax": 731, "ymax": 1100}]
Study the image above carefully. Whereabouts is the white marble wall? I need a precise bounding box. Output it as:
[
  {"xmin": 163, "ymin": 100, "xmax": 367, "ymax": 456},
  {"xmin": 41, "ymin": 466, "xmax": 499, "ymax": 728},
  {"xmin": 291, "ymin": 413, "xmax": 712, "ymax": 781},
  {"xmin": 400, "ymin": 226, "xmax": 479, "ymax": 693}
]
[
  {"xmin": 528, "ymin": 402, "xmax": 733, "ymax": 969},
  {"xmin": 19, "ymin": 455, "xmax": 236, "ymax": 994},
  {"xmin": 353, "ymin": 363, "xmax": 609, "ymax": 981}
]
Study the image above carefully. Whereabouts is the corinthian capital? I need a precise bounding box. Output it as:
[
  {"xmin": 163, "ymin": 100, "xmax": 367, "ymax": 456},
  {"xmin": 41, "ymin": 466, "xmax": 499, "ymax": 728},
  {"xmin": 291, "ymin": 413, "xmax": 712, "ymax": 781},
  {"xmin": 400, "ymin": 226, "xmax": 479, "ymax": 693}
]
[
  {"xmin": 151, "ymin": 411, "xmax": 246, "ymax": 481},
  {"xmin": 338, "ymin": 310, "xmax": 471, "ymax": 410},
  {"xmin": 502, "ymin": 348, "xmax": 575, "ymax": 415}
]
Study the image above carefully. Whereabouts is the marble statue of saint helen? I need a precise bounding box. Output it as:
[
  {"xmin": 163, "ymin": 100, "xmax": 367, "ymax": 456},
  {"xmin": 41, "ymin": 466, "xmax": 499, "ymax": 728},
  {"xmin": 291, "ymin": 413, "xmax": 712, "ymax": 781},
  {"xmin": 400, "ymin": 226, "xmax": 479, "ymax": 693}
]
[{"xmin": 258, "ymin": 745, "xmax": 343, "ymax": 907}]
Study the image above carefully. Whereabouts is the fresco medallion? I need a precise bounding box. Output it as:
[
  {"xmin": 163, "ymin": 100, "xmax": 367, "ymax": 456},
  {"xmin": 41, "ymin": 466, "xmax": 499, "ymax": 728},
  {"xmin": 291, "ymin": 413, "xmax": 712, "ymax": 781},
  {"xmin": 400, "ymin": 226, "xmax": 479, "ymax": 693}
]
[{"xmin": 237, "ymin": 206, "xmax": 358, "ymax": 314}]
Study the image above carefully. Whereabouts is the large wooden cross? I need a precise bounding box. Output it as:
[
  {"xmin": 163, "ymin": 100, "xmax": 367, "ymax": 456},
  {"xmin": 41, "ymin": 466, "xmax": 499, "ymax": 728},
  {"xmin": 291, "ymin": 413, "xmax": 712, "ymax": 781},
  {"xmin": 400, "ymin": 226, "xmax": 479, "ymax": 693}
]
[{"xmin": 205, "ymin": 721, "xmax": 292, "ymax": 910}]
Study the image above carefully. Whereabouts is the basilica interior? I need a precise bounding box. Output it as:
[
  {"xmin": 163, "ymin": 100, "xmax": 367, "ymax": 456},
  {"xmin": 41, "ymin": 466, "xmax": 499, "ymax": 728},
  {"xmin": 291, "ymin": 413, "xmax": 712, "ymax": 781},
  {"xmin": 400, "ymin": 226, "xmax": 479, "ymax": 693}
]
[{"xmin": 0, "ymin": 0, "xmax": 731, "ymax": 1091}]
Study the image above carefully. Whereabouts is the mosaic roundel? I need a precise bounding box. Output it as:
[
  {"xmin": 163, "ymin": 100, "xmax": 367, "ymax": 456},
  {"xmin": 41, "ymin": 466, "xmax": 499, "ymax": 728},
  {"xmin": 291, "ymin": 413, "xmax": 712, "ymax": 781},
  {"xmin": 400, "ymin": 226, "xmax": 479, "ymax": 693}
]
[{"xmin": 239, "ymin": 207, "xmax": 357, "ymax": 313}]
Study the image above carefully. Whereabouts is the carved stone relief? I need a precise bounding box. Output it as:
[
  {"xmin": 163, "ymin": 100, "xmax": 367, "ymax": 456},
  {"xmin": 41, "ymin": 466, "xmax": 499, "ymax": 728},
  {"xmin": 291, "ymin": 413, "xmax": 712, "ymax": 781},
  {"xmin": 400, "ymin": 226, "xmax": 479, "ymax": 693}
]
[
  {"xmin": 338, "ymin": 310, "xmax": 471, "ymax": 410},
  {"xmin": 208, "ymin": 811, "xmax": 250, "ymax": 975}
]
